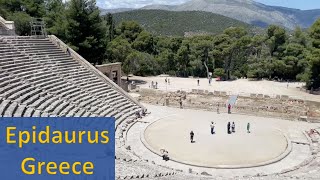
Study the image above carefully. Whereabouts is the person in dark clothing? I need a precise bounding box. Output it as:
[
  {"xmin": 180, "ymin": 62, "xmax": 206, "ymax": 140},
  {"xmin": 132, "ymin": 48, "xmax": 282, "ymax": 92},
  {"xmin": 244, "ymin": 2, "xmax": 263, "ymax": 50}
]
[
  {"xmin": 190, "ymin": 131, "xmax": 194, "ymax": 143},
  {"xmin": 66, "ymin": 48, "xmax": 71, "ymax": 56},
  {"xmin": 161, "ymin": 149, "xmax": 169, "ymax": 161},
  {"xmin": 197, "ymin": 79, "xmax": 200, "ymax": 86},
  {"xmin": 135, "ymin": 110, "xmax": 141, "ymax": 119},
  {"xmin": 227, "ymin": 122, "xmax": 231, "ymax": 134}
]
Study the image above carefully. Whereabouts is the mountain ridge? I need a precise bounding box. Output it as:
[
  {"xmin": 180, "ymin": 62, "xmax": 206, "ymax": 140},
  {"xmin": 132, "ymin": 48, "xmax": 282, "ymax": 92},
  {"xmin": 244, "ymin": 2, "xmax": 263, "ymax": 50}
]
[
  {"xmin": 103, "ymin": 0, "xmax": 320, "ymax": 29},
  {"xmin": 112, "ymin": 9, "xmax": 256, "ymax": 36}
]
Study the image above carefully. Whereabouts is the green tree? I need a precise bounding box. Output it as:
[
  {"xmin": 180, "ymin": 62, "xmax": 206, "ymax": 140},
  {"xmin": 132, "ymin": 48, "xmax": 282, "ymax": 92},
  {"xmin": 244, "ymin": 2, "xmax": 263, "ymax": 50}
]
[
  {"xmin": 307, "ymin": 19, "xmax": 320, "ymax": 89},
  {"xmin": 117, "ymin": 21, "xmax": 143, "ymax": 43},
  {"xmin": 266, "ymin": 25, "xmax": 287, "ymax": 58},
  {"xmin": 193, "ymin": 37, "xmax": 214, "ymax": 78},
  {"xmin": 214, "ymin": 68, "xmax": 225, "ymax": 78},
  {"xmin": 105, "ymin": 13, "xmax": 115, "ymax": 42},
  {"xmin": 66, "ymin": 0, "xmax": 107, "ymax": 65},
  {"xmin": 8, "ymin": 12, "xmax": 32, "ymax": 35},
  {"xmin": 177, "ymin": 40, "xmax": 192, "ymax": 77},
  {"xmin": 132, "ymin": 30, "xmax": 155, "ymax": 54},
  {"xmin": 45, "ymin": 0, "xmax": 67, "ymax": 40},
  {"xmin": 107, "ymin": 36, "xmax": 132, "ymax": 63}
]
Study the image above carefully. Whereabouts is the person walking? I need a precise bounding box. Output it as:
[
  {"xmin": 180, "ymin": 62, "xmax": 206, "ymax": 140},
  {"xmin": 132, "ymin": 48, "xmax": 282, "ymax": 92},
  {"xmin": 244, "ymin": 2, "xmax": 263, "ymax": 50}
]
[
  {"xmin": 197, "ymin": 79, "xmax": 200, "ymax": 86},
  {"xmin": 190, "ymin": 131, "xmax": 194, "ymax": 143},
  {"xmin": 247, "ymin": 122, "xmax": 251, "ymax": 133},
  {"xmin": 210, "ymin": 122, "xmax": 215, "ymax": 134},
  {"xmin": 217, "ymin": 103, "xmax": 220, "ymax": 114},
  {"xmin": 165, "ymin": 78, "xmax": 167, "ymax": 84},
  {"xmin": 155, "ymin": 82, "xmax": 158, "ymax": 89},
  {"xmin": 179, "ymin": 98, "xmax": 183, "ymax": 109},
  {"xmin": 231, "ymin": 122, "xmax": 235, "ymax": 133}
]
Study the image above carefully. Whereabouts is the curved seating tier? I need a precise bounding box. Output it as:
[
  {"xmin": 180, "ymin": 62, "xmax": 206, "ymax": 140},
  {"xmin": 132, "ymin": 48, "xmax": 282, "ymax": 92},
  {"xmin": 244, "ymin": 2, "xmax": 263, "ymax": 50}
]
[{"xmin": 0, "ymin": 36, "xmax": 142, "ymax": 124}]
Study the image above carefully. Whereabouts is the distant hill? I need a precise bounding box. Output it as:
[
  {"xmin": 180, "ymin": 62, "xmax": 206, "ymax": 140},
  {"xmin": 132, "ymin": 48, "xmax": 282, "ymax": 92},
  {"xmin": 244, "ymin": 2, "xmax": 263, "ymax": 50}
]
[
  {"xmin": 100, "ymin": 8, "xmax": 134, "ymax": 14},
  {"xmin": 112, "ymin": 10, "xmax": 255, "ymax": 36},
  {"xmin": 141, "ymin": 0, "xmax": 320, "ymax": 29}
]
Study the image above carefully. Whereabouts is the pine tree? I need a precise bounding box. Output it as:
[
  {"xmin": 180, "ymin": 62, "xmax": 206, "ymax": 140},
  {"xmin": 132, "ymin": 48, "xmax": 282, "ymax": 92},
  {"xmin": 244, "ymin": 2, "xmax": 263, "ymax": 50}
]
[
  {"xmin": 106, "ymin": 13, "xmax": 115, "ymax": 42},
  {"xmin": 66, "ymin": 0, "xmax": 107, "ymax": 65}
]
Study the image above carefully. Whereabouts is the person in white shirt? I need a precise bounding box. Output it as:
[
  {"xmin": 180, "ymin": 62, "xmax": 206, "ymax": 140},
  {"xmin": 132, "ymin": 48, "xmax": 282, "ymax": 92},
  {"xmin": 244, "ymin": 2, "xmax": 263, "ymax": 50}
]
[{"xmin": 210, "ymin": 122, "xmax": 215, "ymax": 134}]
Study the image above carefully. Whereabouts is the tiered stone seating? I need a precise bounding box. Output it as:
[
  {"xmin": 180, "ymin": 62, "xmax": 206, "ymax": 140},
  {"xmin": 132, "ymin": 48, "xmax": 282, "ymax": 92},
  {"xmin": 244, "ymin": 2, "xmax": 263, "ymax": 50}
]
[
  {"xmin": 116, "ymin": 159, "xmax": 177, "ymax": 180},
  {"xmin": 0, "ymin": 36, "xmax": 142, "ymax": 121}
]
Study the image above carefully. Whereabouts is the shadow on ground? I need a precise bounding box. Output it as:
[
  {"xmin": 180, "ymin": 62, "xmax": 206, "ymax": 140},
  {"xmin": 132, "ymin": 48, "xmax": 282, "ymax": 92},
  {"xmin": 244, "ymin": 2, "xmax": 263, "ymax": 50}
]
[{"xmin": 122, "ymin": 78, "xmax": 148, "ymax": 85}]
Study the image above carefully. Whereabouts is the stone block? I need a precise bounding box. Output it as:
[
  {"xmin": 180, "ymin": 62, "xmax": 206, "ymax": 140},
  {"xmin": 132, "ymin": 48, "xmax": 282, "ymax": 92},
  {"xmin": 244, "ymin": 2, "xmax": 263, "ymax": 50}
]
[
  {"xmin": 214, "ymin": 91, "xmax": 220, "ymax": 96},
  {"xmin": 264, "ymin": 95, "xmax": 270, "ymax": 98},
  {"xmin": 220, "ymin": 91, "xmax": 227, "ymax": 97},
  {"xmin": 198, "ymin": 89, "xmax": 204, "ymax": 94},
  {"xmin": 250, "ymin": 93, "xmax": 257, "ymax": 98},
  {"xmin": 257, "ymin": 94, "xmax": 264, "ymax": 98},
  {"xmin": 281, "ymin": 95, "xmax": 289, "ymax": 100}
]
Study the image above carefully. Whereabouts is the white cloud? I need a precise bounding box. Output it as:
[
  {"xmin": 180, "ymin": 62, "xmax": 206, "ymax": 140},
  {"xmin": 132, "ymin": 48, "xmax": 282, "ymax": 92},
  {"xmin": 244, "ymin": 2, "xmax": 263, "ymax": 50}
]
[{"xmin": 97, "ymin": 0, "xmax": 189, "ymax": 9}]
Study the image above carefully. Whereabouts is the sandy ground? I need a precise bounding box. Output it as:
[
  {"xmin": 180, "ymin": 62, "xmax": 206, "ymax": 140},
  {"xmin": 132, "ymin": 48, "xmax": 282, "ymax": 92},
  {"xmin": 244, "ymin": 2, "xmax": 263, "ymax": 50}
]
[
  {"xmin": 129, "ymin": 76, "xmax": 320, "ymax": 102},
  {"xmin": 144, "ymin": 111, "xmax": 288, "ymax": 167}
]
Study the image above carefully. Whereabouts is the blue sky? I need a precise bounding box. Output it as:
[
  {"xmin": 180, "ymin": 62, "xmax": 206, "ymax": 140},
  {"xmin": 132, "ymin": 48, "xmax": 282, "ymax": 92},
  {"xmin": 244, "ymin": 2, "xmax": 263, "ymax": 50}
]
[
  {"xmin": 255, "ymin": 0, "xmax": 320, "ymax": 10},
  {"xmin": 97, "ymin": 0, "xmax": 320, "ymax": 10}
]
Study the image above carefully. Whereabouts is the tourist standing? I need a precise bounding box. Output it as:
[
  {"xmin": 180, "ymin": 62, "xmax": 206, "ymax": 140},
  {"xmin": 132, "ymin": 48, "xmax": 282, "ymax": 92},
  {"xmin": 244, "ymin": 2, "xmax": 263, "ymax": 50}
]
[
  {"xmin": 231, "ymin": 122, "xmax": 235, "ymax": 133},
  {"xmin": 190, "ymin": 131, "xmax": 194, "ymax": 143},
  {"xmin": 165, "ymin": 78, "xmax": 167, "ymax": 84},
  {"xmin": 210, "ymin": 122, "xmax": 215, "ymax": 134},
  {"xmin": 197, "ymin": 79, "xmax": 200, "ymax": 86},
  {"xmin": 151, "ymin": 81, "xmax": 154, "ymax": 89},
  {"xmin": 217, "ymin": 103, "xmax": 220, "ymax": 114},
  {"xmin": 155, "ymin": 82, "xmax": 158, "ymax": 89},
  {"xmin": 179, "ymin": 99, "xmax": 183, "ymax": 109},
  {"xmin": 228, "ymin": 104, "xmax": 231, "ymax": 114},
  {"xmin": 227, "ymin": 122, "xmax": 231, "ymax": 134},
  {"xmin": 247, "ymin": 122, "xmax": 251, "ymax": 133}
]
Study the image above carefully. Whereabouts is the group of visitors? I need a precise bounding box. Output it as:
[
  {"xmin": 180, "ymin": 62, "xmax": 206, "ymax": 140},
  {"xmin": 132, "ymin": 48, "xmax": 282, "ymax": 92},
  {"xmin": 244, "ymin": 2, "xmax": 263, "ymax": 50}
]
[
  {"xmin": 151, "ymin": 81, "xmax": 158, "ymax": 89},
  {"xmin": 165, "ymin": 78, "xmax": 170, "ymax": 85},
  {"xmin": 161, "ymin": 149, "xmax": 169, "ymax": 161},
  {"xmin": 135, "ymin": 109, "xmax": 148, "ymax": 119},
  {"xmin": 189, "ymin": 122, "xmax": 252, "ymax": 143},
  {"xmin": 196, "ymin": 78, "xmax": 213, "ymax": 86},
  {"xmin": 227, "ymin": 122, "xmax": 236, "ymax": 134},
  {"xmin": 215, "ymin": 103, "xmax": 231, "ymax": 114}
]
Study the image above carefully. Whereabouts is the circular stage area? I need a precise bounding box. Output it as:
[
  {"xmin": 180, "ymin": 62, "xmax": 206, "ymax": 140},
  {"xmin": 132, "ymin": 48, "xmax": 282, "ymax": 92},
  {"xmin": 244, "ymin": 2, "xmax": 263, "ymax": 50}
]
[{"xmin": 143, "ymin": 115, "xmax": 290, "ymax": 168}]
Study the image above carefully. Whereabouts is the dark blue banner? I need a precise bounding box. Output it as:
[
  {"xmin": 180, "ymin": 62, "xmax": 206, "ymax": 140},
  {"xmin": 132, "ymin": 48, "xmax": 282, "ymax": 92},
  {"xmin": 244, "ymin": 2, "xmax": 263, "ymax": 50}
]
[{"xmin": 0, "ymin": 117, "xmax": 115, "ymax": 180}]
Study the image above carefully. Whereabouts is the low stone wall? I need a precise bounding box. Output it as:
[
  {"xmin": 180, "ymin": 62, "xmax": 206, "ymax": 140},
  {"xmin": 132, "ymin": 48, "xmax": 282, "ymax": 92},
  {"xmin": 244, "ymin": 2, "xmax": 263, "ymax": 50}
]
[{"xmin": 137, "ymin": 89, "xmax": 320, "ymax": 121}]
